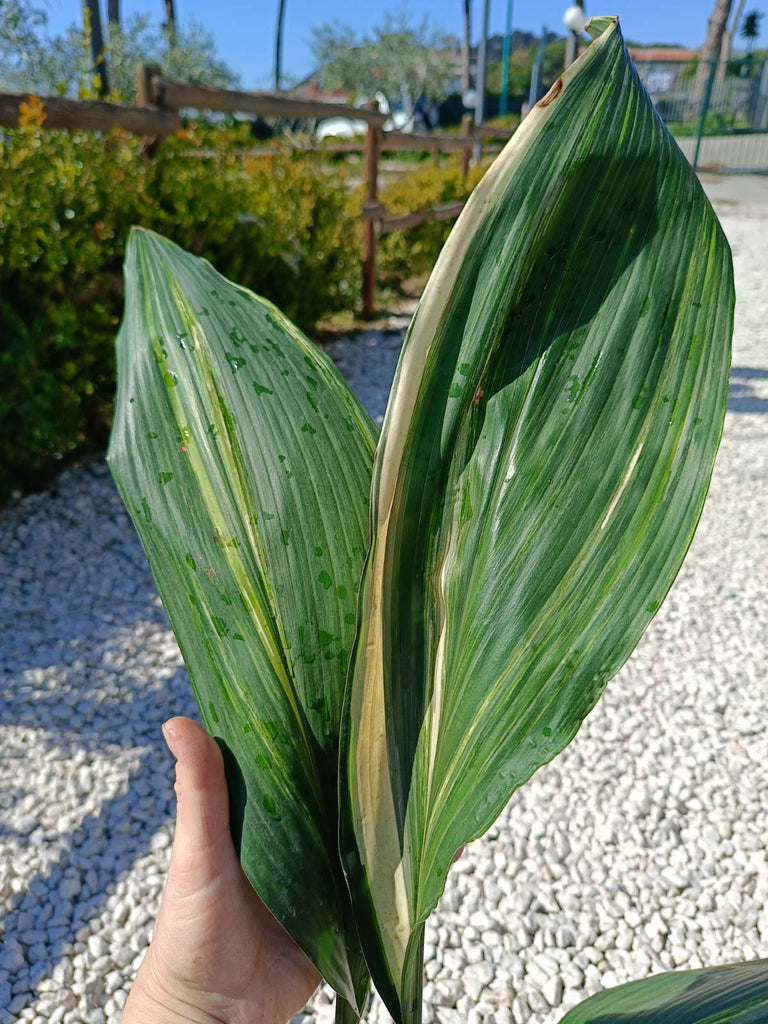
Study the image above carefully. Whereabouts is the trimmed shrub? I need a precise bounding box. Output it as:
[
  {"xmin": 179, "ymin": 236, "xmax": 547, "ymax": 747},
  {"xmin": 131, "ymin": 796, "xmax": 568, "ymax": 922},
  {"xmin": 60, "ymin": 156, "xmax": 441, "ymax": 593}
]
[
  {"xmin": 377, "ymin": 162, "xmax": 487, "ymax": 285},
  {"xmin": 0, "ymin": 112, "xmax": 359, "ymax": 499},
  {"xmin": 0, "ymin": 109, "xmax": 488, "ymax": 500}
]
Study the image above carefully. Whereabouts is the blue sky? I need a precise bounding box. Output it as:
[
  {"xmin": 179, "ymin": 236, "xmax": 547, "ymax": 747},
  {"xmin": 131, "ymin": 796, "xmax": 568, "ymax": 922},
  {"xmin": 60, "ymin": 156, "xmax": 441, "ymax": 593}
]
[{"xmin": 42, "ymin": 0, "xmax": 768, "ymax": 89}]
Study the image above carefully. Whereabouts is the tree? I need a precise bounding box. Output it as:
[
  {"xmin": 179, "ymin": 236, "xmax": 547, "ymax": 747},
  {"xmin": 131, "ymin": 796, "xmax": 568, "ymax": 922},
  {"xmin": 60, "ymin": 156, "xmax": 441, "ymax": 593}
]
[
  {"xmin": 0, "ymin": 0, "xmax": 45, "ymax": 49},
  {"xmin": 0, "ymin": 10, "xmax": 239, "ymax": 100},
  {"xmin": 689, "ymin": 0, "xmax": 733, "ymax": 115},
  {"xmin": 108, "ymin": 0, "xmax": 120, "ymax": 29},
  {"xmin": 717, "ymin": 0, "xmax": 746, "ymax": 80},
  {"xmin": 163, "ymin": 0, "xmax": 176, "ymax": 44},
  {"xmin": 310, "ymin": 15, "xmax": 454, "ymax": 118},
  {"xmin": 461, "ymin": 0, "xmax": 471, "ymax": 93},
  {"xmin": 741, "ymin": 9, "xmax": 764, "ymax": 54}
]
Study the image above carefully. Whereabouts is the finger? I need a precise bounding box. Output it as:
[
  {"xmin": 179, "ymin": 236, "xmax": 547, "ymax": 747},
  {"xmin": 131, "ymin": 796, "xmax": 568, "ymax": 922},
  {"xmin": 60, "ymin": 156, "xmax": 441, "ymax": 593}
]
[{"xmin": 162, "ymin": 716, "xmax": 235, "ymax": 886}]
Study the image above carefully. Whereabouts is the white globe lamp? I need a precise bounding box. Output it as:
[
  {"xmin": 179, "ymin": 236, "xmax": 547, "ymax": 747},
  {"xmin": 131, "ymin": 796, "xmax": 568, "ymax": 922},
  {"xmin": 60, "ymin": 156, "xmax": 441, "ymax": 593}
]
[{"xmin": 563, "ymin": 4, "xmax": 587, "ymax": 34}]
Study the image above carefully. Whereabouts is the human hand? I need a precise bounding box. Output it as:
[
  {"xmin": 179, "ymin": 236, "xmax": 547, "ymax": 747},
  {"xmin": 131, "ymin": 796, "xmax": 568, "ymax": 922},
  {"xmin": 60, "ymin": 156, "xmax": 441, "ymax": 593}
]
[{"xmin": 121, "ymin": 717, "xmax": 321, "ymax": 1024}]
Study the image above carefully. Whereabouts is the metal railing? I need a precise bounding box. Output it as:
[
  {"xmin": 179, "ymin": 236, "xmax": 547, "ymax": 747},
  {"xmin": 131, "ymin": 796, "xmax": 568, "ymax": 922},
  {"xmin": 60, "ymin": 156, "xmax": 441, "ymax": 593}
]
[{"xmin": 634, "ymin": 56, "xmax": 768, "ymax": 174}]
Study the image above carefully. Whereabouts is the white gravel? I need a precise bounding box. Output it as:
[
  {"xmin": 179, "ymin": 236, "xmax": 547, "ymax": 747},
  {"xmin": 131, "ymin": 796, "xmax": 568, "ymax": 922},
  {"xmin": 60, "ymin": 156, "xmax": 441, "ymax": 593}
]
[{"xmin": 1, "ymin": 195, "xmax": 766, "ymax": 1024}]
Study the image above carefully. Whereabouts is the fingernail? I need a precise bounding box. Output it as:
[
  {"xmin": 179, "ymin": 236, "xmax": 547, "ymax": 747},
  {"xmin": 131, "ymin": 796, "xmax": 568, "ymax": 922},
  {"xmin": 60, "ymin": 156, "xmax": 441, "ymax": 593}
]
[{"xmin": 161, "ymin": 720, "xmax": 178, "ymax": 755}]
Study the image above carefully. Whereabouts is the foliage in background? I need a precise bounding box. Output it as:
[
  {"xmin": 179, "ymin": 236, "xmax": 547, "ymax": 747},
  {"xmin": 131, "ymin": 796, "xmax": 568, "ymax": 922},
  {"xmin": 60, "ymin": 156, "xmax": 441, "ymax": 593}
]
[
  {"xmin": 742, "ymin": 9, "xmax": 764, "ymax": 53},
  {"xmin": 0, "ymin": 111, "xmax": 479, "ymax": 502},
  {"xmin": 0, "ymin": 116, "xmax": 362, "ymax": 500},
  {"xmin": 0, "ymin": 0, "xmax": 46, "ymax": 55},
  {"xmin": 0, "ymin": 1, "xmax": 238, "ymax": 99},
  {"xmin": 310, "ymin": 14, "xmax": 455, "ymax": 115},
  {"xmin": 377, "ymin": 163, "xmax": 487, "ymax": 284},
  {"xmin": 485, "ymin": 37, "xmax": 567, "ymax": 105}
]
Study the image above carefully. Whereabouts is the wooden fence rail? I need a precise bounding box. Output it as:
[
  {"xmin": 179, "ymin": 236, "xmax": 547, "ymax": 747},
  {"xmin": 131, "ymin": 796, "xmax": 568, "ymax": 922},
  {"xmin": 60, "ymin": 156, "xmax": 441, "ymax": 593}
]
[
  {"xmin": 0, "ymin": 73, "xmax": 516, "ymax": 318},
  {"xmin": 0, "ymin": 91, "xmax": 181, "ymax": 135}
]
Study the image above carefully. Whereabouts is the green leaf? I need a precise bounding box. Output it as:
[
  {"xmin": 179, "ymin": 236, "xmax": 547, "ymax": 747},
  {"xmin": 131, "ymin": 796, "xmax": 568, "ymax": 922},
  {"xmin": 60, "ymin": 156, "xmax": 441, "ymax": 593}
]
[
  {"xmin": 107, "ymin": 228, "xmax": 375, "ymax": 1010},
  {"xmin": 558, "ymin": 960, "xmax": 768, "ymax": 1023},
  {"xmin": 340, "ymin": 16, "xmax": 733, "ymax": 1022}
]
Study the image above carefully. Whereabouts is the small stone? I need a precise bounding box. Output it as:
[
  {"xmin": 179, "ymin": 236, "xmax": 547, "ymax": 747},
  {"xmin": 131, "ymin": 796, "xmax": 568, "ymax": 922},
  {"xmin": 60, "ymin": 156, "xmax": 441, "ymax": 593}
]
[
  {"xmin": 0, "ymin": 947, "xmax": 25, "ymax": 972},
  {"xmin": 542, "ymin": 975, "xmax": 564, "ymax": 1007},
  {"xmin": 511, "ymin": 996, "xmax": 531, "ymax": 1024},
  {"xmin": 57, "ymin": 878, "xmax": 81, "ymax": 900},
  {"xmin": 104, "ymin": 971, "xmax": 123, "ymax": 995},
  {"xmin": 111, "ymin": 946, "xmax": 134, "ymax": 969}
]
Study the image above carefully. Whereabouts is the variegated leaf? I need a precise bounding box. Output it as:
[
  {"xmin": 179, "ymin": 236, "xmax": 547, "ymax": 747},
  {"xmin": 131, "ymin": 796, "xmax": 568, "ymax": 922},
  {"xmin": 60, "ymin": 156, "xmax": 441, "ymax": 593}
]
[
  {"xmin": 108, "ymin": 229, "xmax": 375, "ymax": 1011},
  {"xmin": 340, "ymin": 17, "xmax": 734, "ymax": 1022}
]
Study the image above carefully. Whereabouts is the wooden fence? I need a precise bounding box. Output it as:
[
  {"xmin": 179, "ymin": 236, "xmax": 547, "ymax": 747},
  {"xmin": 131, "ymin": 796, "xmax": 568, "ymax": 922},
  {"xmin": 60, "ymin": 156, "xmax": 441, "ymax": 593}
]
[{"xmin": 0, "ymin": 71, "xmax": 515, "ymax": 318}]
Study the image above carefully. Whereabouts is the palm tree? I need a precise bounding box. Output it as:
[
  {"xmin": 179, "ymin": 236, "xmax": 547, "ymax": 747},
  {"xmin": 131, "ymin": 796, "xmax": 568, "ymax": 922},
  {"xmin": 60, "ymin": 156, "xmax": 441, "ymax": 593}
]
[
  {"xmin": 717, "ymin": 0, "xmax": 746, "ymax": 81},
  {"xmin": 741, "ymin": 10, "xmax": 764, "ymax": 54},
  {"xmin": 689, "ymin": 0, "xmax": 733, "ymax": 116}
]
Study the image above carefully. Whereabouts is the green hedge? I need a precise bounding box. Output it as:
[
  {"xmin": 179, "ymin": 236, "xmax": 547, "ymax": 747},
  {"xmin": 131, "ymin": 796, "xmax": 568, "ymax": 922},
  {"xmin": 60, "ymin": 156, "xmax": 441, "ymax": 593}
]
[
  {"xmin": 0, "ymin": 112, "xmax": 360, "ymax": 499},
  {"xmin": 377, "ymin": 163, "xmax": 487, "ymax": 285},
  {"xmin": 0, "ymin": 107, "xmax": 485, "ymax": 500}
]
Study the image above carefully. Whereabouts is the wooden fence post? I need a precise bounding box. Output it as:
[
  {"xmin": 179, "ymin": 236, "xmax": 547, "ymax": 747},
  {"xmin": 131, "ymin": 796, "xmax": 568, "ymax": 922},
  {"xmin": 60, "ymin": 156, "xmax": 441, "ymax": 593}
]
[
  {"xmin": 362, "ymin": 113, "xmax": 380, "ymax": 320},
  {"xmin": 135, "ymin": 64, "xmax": 165, "ymax": 154},
  {"xmin": 135, "ymin": 64, "xmax": 162, "ymax": 107}
]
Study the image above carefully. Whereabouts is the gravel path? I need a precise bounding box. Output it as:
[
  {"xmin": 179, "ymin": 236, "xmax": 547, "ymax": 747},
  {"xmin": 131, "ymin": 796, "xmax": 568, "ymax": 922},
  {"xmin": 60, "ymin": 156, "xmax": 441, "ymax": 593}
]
[{"xmin": 1, "ymin": 200, "xmax": 766, "ymax": 1024}]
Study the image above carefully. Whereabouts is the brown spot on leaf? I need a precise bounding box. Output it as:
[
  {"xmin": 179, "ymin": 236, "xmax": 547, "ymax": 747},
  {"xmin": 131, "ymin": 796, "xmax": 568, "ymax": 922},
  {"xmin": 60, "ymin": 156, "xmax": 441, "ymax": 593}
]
[
  {"xmin": 537, "ymin": 77, "xmax": 563, "ymax": 107},
  {"xmin": 472, "ymin": 387, "xmax": 485, "ymax": 406}
]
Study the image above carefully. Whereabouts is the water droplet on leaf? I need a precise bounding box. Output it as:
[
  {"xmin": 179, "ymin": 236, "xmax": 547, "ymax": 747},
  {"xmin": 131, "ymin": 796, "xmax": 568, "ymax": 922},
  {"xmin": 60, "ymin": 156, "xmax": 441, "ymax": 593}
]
[{"xmin": 226, "ymin": 352, "xmax": 246, "ymax": 373}]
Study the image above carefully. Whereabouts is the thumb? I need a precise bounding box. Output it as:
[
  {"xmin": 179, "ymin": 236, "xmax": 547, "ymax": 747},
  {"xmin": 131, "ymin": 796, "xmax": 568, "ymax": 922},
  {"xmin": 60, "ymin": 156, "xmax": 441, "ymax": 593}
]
[{"xmin": 162, "ymin": 716, "xmax": 237, "ymax": 892}]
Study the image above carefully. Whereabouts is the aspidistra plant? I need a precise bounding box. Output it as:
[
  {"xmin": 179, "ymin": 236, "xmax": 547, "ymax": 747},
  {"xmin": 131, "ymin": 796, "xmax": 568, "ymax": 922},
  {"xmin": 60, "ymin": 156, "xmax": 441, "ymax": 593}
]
[{"xmin": 108, "ymin": 15, "xmax": 748, "ymax": 1024}]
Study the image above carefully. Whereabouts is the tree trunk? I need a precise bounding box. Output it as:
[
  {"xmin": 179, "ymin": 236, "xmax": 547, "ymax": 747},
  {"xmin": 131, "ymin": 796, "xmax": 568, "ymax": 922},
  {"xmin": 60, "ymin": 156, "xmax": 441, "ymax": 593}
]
[
  {"xmin": 717, "ymin": 0, "xmax": 746, "ymax": 83},
  {"xmin": 85, "ymin": 0, "xmax": 110, "ymax": 98},
  {"xmin": 107, "ymin": 0, "xmax": 120, "ymax": 28},
  {"xmin": 274, "ymin": 0, "xmax": 286, "ymax": 91},
  {"xmin": 164, "ymin": 0, "xmax": 176, "ymax": 44},
  {"xmin": 461, "ymin": 0, "xmax": 471, "ymax": 93},
  {"xmin": 689, "ymin": 0, "xmax": 732, "ymax": 115}
]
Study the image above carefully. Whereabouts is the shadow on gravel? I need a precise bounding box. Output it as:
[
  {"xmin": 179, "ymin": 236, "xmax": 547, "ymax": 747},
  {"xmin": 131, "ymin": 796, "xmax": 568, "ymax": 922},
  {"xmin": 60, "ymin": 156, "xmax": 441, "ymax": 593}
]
[
  {"xmin": 0, "ymin": 662, "xmax": 197, "ymax": 1015},
  {"xmin": 728, "ymin": 367, "xmax": 768, "ymax": 414},
  {"xmin": 0, "ymin": 464, "xmax": 202, "ymax": 1015}
]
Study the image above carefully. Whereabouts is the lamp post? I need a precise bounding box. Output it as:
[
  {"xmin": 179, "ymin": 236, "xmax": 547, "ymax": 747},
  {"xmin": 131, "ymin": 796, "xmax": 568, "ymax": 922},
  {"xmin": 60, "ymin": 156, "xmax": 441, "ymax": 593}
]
[
  {"xmin": 499, "ymin": 0, "xmax": 514, "ymax": 117},
  {"xmin": 528, "ymin": 27, "xmax": 547, "ymax": 108},
  {"xmin": 563, "ymin": 1, "xmax": 587, "ymax": 69},
  {"xmin": 474, "ymin": 0, "xmax": 491, "ymax": 160}
]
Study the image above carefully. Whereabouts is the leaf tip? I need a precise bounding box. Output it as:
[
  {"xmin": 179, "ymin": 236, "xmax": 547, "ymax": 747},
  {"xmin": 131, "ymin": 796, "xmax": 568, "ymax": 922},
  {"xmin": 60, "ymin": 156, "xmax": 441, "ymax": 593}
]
[{"xmin": 585, "ymin": 14, "xmax": 619, "ymax": 40}]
